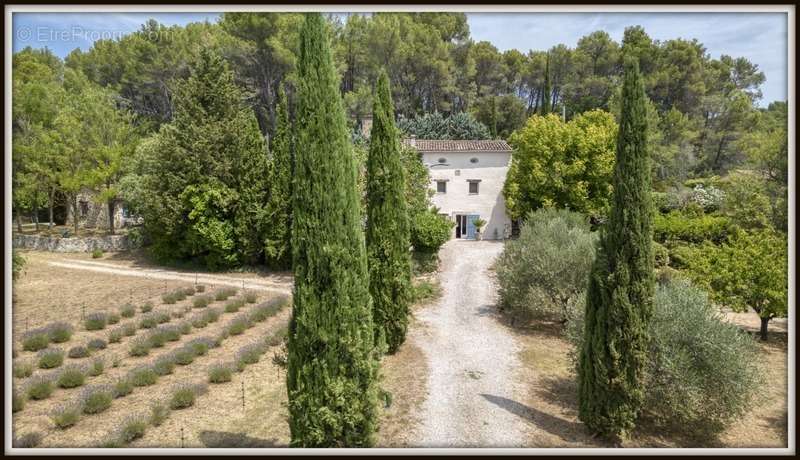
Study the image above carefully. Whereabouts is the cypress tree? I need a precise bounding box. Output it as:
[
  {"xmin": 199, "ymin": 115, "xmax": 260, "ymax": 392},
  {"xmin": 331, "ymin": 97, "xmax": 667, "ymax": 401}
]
[
  {"xmin": 264, "ymin": 85, "xmax": 293, "ymax": 269},
  {"xmin": 541, "ymin": 53, "xmax": 551, "ymax": 115},
  {"xmin": 366, "ymin": 70, "xmax": 413, "ymax": 354},
  {"xmin": 577, "ymin": 57, "xmax": 654, "ymax": 441},
  {"xmin": 286, "ymin": 13, "xmax": 378, "ymax": 447}
]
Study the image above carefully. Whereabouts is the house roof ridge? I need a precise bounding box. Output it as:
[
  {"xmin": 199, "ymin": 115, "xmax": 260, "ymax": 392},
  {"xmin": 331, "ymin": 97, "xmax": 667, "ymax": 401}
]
[{"xmin": 401, "ymin": 138, "xmax": 512, "ymax": 152}]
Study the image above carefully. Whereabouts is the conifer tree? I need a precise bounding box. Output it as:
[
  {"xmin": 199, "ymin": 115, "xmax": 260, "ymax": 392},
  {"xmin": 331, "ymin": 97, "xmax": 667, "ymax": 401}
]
[
  {"xmin": 264, "ymin": 85, "xmax": 293, "ymax": 269},
  {"xmin": 541, "ymin": 53, "xmax": 551, "ymax": 115},
  {"xmin": 366, "ymin": 70, "xmax": 413, "ymax": 354},
  {"xmin": 286, "ymin": 13, "xmax": 378, "ymax": 447},
  {"xmin": 578, "ymin": 57, "xmax": 654, "ymax": 441}
]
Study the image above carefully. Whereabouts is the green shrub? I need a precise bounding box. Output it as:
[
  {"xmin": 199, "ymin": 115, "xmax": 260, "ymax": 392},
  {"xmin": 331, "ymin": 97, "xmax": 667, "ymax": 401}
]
[
  {"xmin": 27, "ymin": 375, "xmax": 54, "ymax": 400},
  {"xmin": 118, "ymin": 415, "xmax": 148, "ymax": 444},
  {"xmin": 92, "ymin": 248, "xmax": 104, "ymax": 259},
  {"xmin": 161, "ymin": 292, "xmax": 178, "ymax": 304},
  {"xmin": 567, "ymin": 279, "xmax": 761, "ymax": 436},
  {"xmin": 14, "ymin": 360, "xmax": 34, "ymax": 379},
  {"xmin": 195, "ymin": 284, "xmax": 206, "ymax": 293},
  {"xmin": 410, "ymin": 211, "xmax": 453, "ymax": 253},
  {"xmin": 226, "ymin": 317, "xmax": 249, "ymax": 336},
  {"xmin": 193, "ymin": 295, "xmax": 212, "ymax": 309},
  {"xmin": 107, "ymin": 312, "xmax": 121, "ymax": 325},
  {"xmin": 177, "ymin": 321, "xmax": 192, "ymax": 335},
  {"xmin": 88, "ymin": 358, "xmax": 104, "ymax": 377},
  {"xmin": 224, "ymin": 298, "xmax": 245, "ymax": 313},
  {"xmin": 120, "ymin": 303, "xmax": 136, "ymax": 318},
  {"xmin": 146, "ymin": 330, "xmax": 168, "ymax": 348},
  {"xmin": 150, "ymin": 401, "xmax": 169, "ymax": 426},
  {"xmin": 250, "ymin": 296, "xmax": 287, "ymax": 322},
  {"xmin": 47, "ymin": 322, "xmax": 74, "ymax": 343},
  {"xmin": 214, "ymin": 287, "xmax": 237, "ymax": 301},
  {"xmin": 138, "ymin": 314, "xmax": 158, "ymax": 329},
  {"xmin": 84, "ymin": 312, "xmax": 108, "ymax": 331},
  {"xmin": 653, "ymin": 211, "xmax": 736, "ymax": 244},
  {"xmin": 652, "ymin": 241, "xmax": 670, "ymax": 268},
  {"xmin": 208, "ymin": 362, "xmax": 233, "ymax": 383},
  {"xmin": 205, "ymin": 307, "xmax": 222, "ymax": 323},
  {"xmin": 51, "ymin": 402, "xmax": 82, "ymax": 429},
  {"xmin": 87, "ymin": 338, "xmax": 107, "ymax": 351},
  {"xmin": 496, "ymin": 209, "xmax": 597, "ymax": 323},
  {"xmin": 159, "ymin": 324, "xmax": 182, "ymax": 342},
  {"xmin": 411, "ymin": 250, "xmax": 439, "ymax": 274},
  {"xmin": 22, "ymin": 329, "xmax": 50, "ymax": 351},
  {"xmin": 187, "ymin": 337, "xmax": 214, "ymax": 356},
  {"xmin": 80, "ymin": 385, "xmax": 114, "ymax": 414},
  {"xmin": 153, "ymin": 355, "xmax": 176, "ymax": 376},
  {"xmin": 57, "ymin": 365, "xmax": 87, "ymax": 388},
  {"xmin": 169, "ymin": 384, "xmax": 206, "ymax": 410},
  {"xmin": 265, "ymin": 326, "xmax": 289, "ymax": 347},
  {"xmin": 173, "ymin": 288, "xmax": 189, "ymax": 301},
  {"xmin": 13, "ymin": 387, "xmax": 26, "ymax": 412},
  {"xmin": 122, "ymin": 322, "xmax": 137, "ymax": 336},
  {"xmin": 140, "ymin": 301, "xmax": 154, "ymax": 313},
  {"xmin": 68, "ymin": 345, "xmax": 90, "ymax": 359},
  {"xmin": 155, "ymin": 311, "xmax": 170, "ymax": 324},
  {"xmin": 129, "ymin": 337, "xmax": 151, "ymax": 357},
  {"xmin": 112, "ymin": 377, "xmax": 134, "ymax": 398},
  {"xmin": 411, "ymin": 279, "xmax": 442, "ymax": 303},
  {"xmin": 244, "ymin": 291, "xmax": 258, "ymax": 303},
  {"xmin": 128, "ymin": 366, "xmax": 158, "ymax": 387},
  {"xmin": 236, "ymin": 343, "xmax": 264, "ymax": 368},
  {"xmin": 191, "ymin": 314, "xmax": 209, "ymax": 329},
  {"xmin": 38, "ymin": 348, "xmax": 65, "ymax": 369},
  {"xmin": 172, "ymin": 347, "xmax": 195, "ymax": 366},
  {"xmin": 108, "ymin": 327, "xmax": 124, "ymax": 344},
  {"xmin": 13, "ymin": 432, "xmax": 42, "ymax": 448}
]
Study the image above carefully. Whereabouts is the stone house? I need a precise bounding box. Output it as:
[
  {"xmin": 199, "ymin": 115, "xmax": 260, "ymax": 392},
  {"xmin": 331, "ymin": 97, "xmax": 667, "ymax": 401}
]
[
  {"xmin": 65, "ymin": 188, "xmax": 137, "ymax": 230},
  {"xmin": 403, "ymin": 138, "xmax": 513, "ymax": 240}
]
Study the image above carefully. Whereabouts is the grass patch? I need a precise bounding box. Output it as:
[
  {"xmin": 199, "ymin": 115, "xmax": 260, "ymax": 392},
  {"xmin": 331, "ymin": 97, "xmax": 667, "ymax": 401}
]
[
  {"xmin": 38, "ymin": 348, "xmax": 65, "ymax": 369},
  {"xmin": 412, "ymin": 279, "xmax": 442, "ymax": 303},
  {"xmin": 140, "ymin": 301, "xmax": 154, "ymax": 313}
]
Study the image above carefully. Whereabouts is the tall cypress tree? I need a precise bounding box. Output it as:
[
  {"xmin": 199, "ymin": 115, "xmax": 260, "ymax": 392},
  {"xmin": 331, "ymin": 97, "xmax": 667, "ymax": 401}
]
[
  {"xmin": 578, "ymin": 57, "xmax": 654, "ymax": 441},
  {"xmin": 286, "ymin": 13, "xmax": 378, "ymax": 447},
  {"xmin": 366, "ymin": 70, "xmax": 412, "ymax": 354},
  {"xmin": 541, "ymin": 53, "xmax": 551, "ymax": 115},
  {"xmin": 264, "ymin": 85, "xmax": 293, "ymax": 269}
]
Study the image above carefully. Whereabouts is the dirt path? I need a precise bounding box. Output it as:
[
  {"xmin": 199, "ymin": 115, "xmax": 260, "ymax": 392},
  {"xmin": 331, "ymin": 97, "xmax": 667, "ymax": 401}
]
[
  {"xmin": 46, "ymin": 258, "xmax": 292, "ymax": 295},
  {"xmin": 412, "ymin": 239, "xmax": 531, "ymax": 447}
]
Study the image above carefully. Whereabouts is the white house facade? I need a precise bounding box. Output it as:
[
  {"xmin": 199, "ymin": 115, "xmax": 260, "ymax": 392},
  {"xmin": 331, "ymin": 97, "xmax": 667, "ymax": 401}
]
[{"xmin": 404, "ymin": 139, "xmax": 513, "ymax": 240}]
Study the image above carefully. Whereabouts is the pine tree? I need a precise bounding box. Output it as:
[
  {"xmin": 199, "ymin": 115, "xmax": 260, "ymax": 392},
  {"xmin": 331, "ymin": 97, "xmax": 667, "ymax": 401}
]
[
  {"xmin": 366, "ymin": 70, "xmax": 413, "ymax": 354},
  {"xmin": 578, "ymin": 57, "xmax": 654, "ymax": 441},
  {"xmin": 541, "ymin": 53, "xmax": 551, "ymax": 115},
  {"xmin": 286, "ymin": 13, "xmax": 378, "ymax": 447},
  {"xmin": 489, "ymin": 95, "xmax": 498, "ymax": 138},
  {"xmin": 264, "ymin": 85, "xmax": 293, "ymax": 269}
]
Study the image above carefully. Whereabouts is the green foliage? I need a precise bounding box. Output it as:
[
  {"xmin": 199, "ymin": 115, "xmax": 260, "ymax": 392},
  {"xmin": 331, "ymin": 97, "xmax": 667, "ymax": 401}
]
[
  {"xmin": 22, "ymin": 329, "xmax": 50, "ymax": 351},
  {"xmin": 140, "ymin": 302, "xmax": 154, "ymax": 313},
  {"xmin": 13, "ymin": 387, "xmax": 26, "ymax": 413},
  {"xmin": 81, "ymin": 385, "xmax": 114, "ymax": 414},
  {"xmin": 38, "ymin": 348, "xmax": 65, "ymax": 369},
  {"xmin": 68, "ymin": 345, "xmax": 90, "ymax": 359},
  {"xmin": 579, "ymin": 58, "xmax": 654, "ymax": 440},
  {"xmin": 52, "ymin": 403, "xmax": 82, "ymax": 429},
  {"xmin": 653, "ymin": 211, "xmax": 736, "ymax": 244},
  {"xmin": 84, "ymin": 312, "xmax": 108, "ymax": 331},
  {"xmin": 410, "ymin": 279, "xmax": 442, "ymax": 304},
  {"xmin": 57, "ymin": 365, "xmax": 87, "ymax": 388},
  {"xmin": 128, "ymin": 366, "xmax": 158, "ymax": 387},
  {"xmin": 88, "ymin": 358, "xmax": 104, "ymax": 377},
  {"xmin": 169, "ymin": 384, "xmax": 205, "ymax": 410},
  {"xmin": 87, "ymin": 338, "xmax": 107, "ymax": 351},
  {"xmin": 652, "ymin": 241, "xmax": 670, "ymax": 268},
  {"xmin": 366, "ymin": 71, "xmax": 413, "ymax": 354},
  {"xmin": 244, "ymin": 291, "xmax": 258, "ymax": 303},
  {"xmin": 287, "ymin": 13, "xmax": 378, "ymax": 448},
  {"xmin": 398, "ymin": 111, "xmax": 490, "ymax": 140},
  {"xmin": 471, "ymin": 94, "xmax": 527, "ymax": 139},
  {"xmin": 720, "ymin": 174, "xmax": 773, "ymax": 230},
  {"xmin": 214, "ymin": 287, "xmax": 237, "ymax": 301},
  {"xmin": 153, "ymin": 356, "xmax": 176, "ymax": 376},
  {"xmin": 12, "ymin": 250, "xmax": 26, "ymax": 280},
  {"xmin": 208, "ymin": 362, "xmax": 234, "ymax": 383},
  {"xmin": 118, "ymin": 415, "xmax": 148, "ymax": 443},
  {"xmin": 496, "ymin": 209, "xmax": 597, "ymax": 323},
  {"xmin": 128, "ymin": 337, "xmax": 151, "ymax": 357},
  {"xmin": 14, "ymin": 360, "xmax": 35, "ymax": 379},
  {"xmin": 150, "ymin": 402, "xmax": 170, "ymax": 426},
  {"xmin": 263, "ymin": 85, "xmax": 293, "ymax": 269},
  {"xmin": 410, "ymin": 211, "xmax": 453, "ymax": 253},
  {"xmin": 112, "ymin": 377, "xmax": 134, "ymax": 398},
  {"xmin": 92, "ymin": 249, "xmax": 103, "ymax": 258},
  {"xmin": 27, "ymin": 375, "xmax": 54, "ymax": 400},
  {"xmin": 47, "ymin": 322, "xmax": 73, "ymax": 343},
  {"xmin": 504, "ymin": 110, "xmax": 618, "ymax": 220},
  {"xmin": 193, "ymin": 295, "xmax": 212, "ymax": 309}
]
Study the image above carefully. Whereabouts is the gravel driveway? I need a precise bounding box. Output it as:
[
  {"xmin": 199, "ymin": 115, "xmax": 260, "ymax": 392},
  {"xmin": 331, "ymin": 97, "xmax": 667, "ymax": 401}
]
[{"xmin": 412, "ymin": 239, "xmax": 529, "ymax": 447}]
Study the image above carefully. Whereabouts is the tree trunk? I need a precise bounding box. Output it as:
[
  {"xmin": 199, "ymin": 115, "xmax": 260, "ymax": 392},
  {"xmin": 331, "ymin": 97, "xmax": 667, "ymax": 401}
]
[
  {"xmin": 48, "ymin": 191, "xmax": 54, "ymax": 229},
  {"xmin": 72, "ymin": 195, "xmax": 79, "ymax": 235},
  {"xmin": 107, "ymin": 200, "xmax": 115, "ymax": 235},
  {"xmin": 16, "ymin": 209, "xmax": 23, "ymax": 232},
  {"xmin": 33, "ymin": 206, "xmax": 39, "ymax": 232},
  {"xmin": 760, "ymin": 316, "xmax": 770, "ymax": 341}
]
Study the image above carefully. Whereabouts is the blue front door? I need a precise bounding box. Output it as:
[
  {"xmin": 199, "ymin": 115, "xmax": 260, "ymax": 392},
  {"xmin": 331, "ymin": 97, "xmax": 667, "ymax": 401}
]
[{"xmin": 465, "ymin": 214, "xmax": 480, "ymax": 239}]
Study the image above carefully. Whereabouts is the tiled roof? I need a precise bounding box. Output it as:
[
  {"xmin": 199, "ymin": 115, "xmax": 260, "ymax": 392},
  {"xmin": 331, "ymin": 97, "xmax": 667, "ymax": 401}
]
[{"xmin": 401, "ymin": 139, "xmax": 512, "ymax": 152}]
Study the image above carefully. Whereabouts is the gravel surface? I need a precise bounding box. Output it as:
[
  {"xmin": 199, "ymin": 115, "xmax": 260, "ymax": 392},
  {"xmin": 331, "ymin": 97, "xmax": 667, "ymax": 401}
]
[{"xmin": 413, "ymin": 239, "xmax": 530, "ymax": 447}]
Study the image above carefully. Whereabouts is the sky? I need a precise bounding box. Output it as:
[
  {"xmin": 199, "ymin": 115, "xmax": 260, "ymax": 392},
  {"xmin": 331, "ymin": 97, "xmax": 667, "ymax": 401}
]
[{"xmin": 11, "ymin": 11, "xmax": 789, "ymax": 105}]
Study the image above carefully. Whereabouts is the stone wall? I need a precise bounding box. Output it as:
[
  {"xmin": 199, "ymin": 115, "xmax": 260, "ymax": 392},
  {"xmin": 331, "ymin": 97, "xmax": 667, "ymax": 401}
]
[{"xmin": 13, "ymin": 233, "xmax": 131, "ymax": 252}]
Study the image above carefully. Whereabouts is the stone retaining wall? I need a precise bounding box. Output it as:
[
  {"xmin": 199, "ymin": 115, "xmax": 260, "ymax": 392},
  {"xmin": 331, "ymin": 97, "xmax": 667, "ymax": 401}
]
[{"xmin": 13, "ymin": 233, "xmax": 131, "ymax": 252}]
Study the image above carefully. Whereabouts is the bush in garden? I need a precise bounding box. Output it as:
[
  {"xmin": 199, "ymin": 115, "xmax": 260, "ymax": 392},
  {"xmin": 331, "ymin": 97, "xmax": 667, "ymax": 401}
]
[
  {"xmin": 150, "ymin": 401, "xmax": 169, "ymax": 426},
  {"xmin": 244, "ymin": 291, "xmax": 258, "ymax": 303},
  {"xmin": 652, "ymin": 241, "xmax": 670, "ymax": 268},
  {"xmin": 191, "ymin": 314, "xmax": 209, "ymax": 329},
  {"xmin": 169, "ymin": 384, "xmax": 207, "ymax": 410},
  {"xmin": 687, "ymin": 184, "xmax": 725, "ymax": 212},
  {"xmin": 57, "ymin": 364, "xmax": 87, "ymax": 388},
  {"xmin": 27, "ymin": 375, "xmax": 54, "ymax": 400},
  {"xmin": 87, "ymin": 338, "xmax": 107, "ymax": 351},
  {"xmin": 410, "ymin": 211, "xmax": 453, "ymax": 254},
  {"xmin": 107, "ymin": 312, "xmax": 121, "ymax": 325},
  {"xmin": 155, "ymin": 311, "xmax": 170, "ymax": 324},
  {"xmin": 92, "ymin": 249, "xmax": 104, "ymax": 259},
  {"xmin": 152, "ymin": 355, "xmax": 176, "ymax": 376},
  {"xmin": 653, "ymin": 211, "xmax": 736, "ymax": 244},
  {"xmin": 122, "ymin": 322, "xmax": 137, "ymax": 336},
  {"xmin": 140, "ymin": 302, "xmax": 154, "ymax": 313},
  {"xmin": 193, "ymin": 295, "xmax": 212, "ymax": 309},
  {"xmin": 251, "ymin": 296, "xmax": 288, "ymax": 322},
  {"xmin": 14, "ymin": 360, "xmax": 34, "ymax": 379},
  {"xmin": 496, "ymin": 208, "xmax": 597, "ymax": 323},
  {"xmin": 118, "ymin": 414, "xmax": 149, "ymax": 443},
  {"xmin": 84, "ymin": 312, "xmax": 108, "ymax": 331},
  {"xmin": 80, "ymin": 385, "xmax": 114, "ymax": 414},
  {"xmin": 146, "ymin": 330, "xmax": 168, "ymax": 348},
  {"xmin": 172, "ymin": 347, "xmax": 196, "ymax": 366},
  {"xmin": 720, "ymin": 175, "xmax": 773, "ymax": 230},
  {"xmin": 224, "ymin": 298, "xmax": 245, "ymax": 313},
  {"xmin": 51, "ymin": 402, "xmax": 82, "ymax": 429},
  {"xmin": 187, "ymin": 337, "xmax": 215, "ymax": 356},
  {"xmin": 226, "ymin": 316, "xmax": 250, "ymax": 336},
  {"xmin": 88, "ymin": 358, "xmax": 104, "ymax": 377},
  {"xmin": 68, "ymin": 345, "xmax": 90, "ymax": 359},
  {"xmin": 13, "ymin": 432, "xmax": 43, "ymax": 448},
  {"xmin": 195, "ymin": 284, "xmax": 206, "ymax": 293},
  {"xmin": 38, "ymin": 348, "xmax": 65, "ymax": 369},
  {"xmin": 236, "ymin": 343, "xmax": 265, "ymax": 369},
  {"xmin": 161, "ymin": 292, "xmax": 178, "ymax": 304},
  {"xmin": 108, "ymin": 327, "xmax": 124, "ymax": 344},
  {"xmin": 112, "ymin": 377, "xmax": 134, "ymax": 398},
  {"xmin": 128, "ymin": 366, "xmax": 158, "ymax": 387},
  {"xmin": 214, "ymin": 287, "xmax": 237, "ymax": 302},
  {"xmin": 208, "ymin": 362, "xmax": 234, "ymax": 383},
  {"xmin": 177, "ymin": 320, "xmax": 192, "ymax": 335},
  {"xmin": 138, "ymin": 313, "xmax": 158, "ymax": 329},
  {"xmin": 47, "ymin": 322, "xmax": 74, "ymax": 343},
  {"xmin": 22, "ymin": 329, "xmax": 50, "ymax": 351},
  {"xmin": 158, "ymin": 324, "xmax": 182, "ymax": 342},
  {"xmin": 13, "ymin": 387, "xmax": 25, "ymax": 412},
  {"xmin": 129, "ymin": 337, "xmax": 151, "ymax": 357},
  {"xmin": 205, "ymin": 307, "xmax": 222, "ymax": 323},
  {"xmin": 182, "ymin": 286, "xmax": 197, "ymax": 297},
  {"xmin": 120, "ymin": 303, "xmax": 136, "ymax": 318}
]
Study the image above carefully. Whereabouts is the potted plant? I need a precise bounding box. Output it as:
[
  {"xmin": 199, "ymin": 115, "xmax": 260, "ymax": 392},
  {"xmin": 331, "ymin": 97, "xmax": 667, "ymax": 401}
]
[{"xmin": 472, "ymin": 218, "xmax": 486, "ymax": 240}]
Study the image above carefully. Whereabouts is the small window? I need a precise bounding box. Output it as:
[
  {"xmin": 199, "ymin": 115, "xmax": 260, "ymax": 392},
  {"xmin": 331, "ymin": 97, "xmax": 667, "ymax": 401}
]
[
  {"xmin": 437, "ymin": 157, "xmax": 447, "ymax": 164},
  {"xmin": 454, "ymin": 169, "xmax": 461, "ymax": 176},
  {"xmin": 436, "ymin": 181, "xmax": 447, "ymax": 194},
  {"xmin": 470, "ymin": 157, "xmax": 479, "ymax": 164},
  {"xmin": 468, "ymin": 181, "xmax": 479, "ymax": 195}
]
